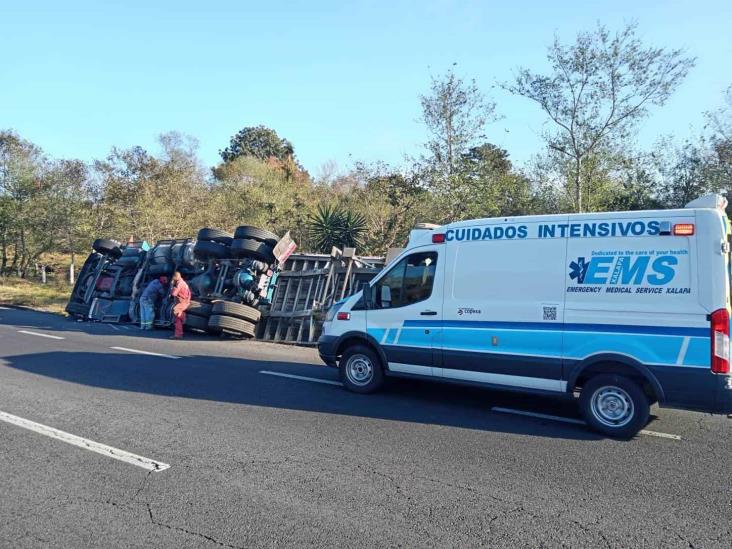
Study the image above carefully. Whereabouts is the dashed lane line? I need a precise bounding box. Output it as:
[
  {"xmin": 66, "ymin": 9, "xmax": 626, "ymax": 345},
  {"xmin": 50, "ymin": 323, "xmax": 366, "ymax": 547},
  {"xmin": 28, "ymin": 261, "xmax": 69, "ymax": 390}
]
[
  {"xmin": 110, "ymin": 346, "xmax": 181, "ymax": 360},
  {"xmin": 491, "ymin": 406, "xmax": 681, "ymax": 440},
  {"xmin": 17, "ymin": 330, "xmax": 65, "ymax": 340},
  {"xmin": 260, "ymin": 370, "xmax": 343, "ymax": 386},
  {"xmin": 639, "ymin": 429, "xmax": 682, "ymax": 440},
  {"xmin": 0, "ymin": 410, "xmax": 170, "ymax": 472}
]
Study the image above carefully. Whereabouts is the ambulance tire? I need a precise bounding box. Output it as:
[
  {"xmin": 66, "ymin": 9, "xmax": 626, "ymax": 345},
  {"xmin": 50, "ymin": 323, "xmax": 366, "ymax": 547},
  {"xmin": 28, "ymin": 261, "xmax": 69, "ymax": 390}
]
[
  {"xmin": 339, "ymin": 345, "xmax": 384, "ymax": 394},
  {"xmin": 579, "ymin": 374, "xmax": 650, "ymax": 439}
]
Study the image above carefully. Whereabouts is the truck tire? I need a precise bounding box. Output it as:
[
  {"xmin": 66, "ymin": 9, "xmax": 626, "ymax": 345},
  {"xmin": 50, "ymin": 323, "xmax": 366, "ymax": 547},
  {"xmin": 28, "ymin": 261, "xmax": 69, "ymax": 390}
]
[
  {"xmin": 233, "ymin": 226, "xmax": 279, "ymax": 247},
  {"xmin": 339, "ymin": 345, "xmax": 384, "ymax": 394},
  {"xmin": 184, "ymin": 313, "xmax": 209, "ymax": 332},
  {"xmin": 579, "ymin": 374, "xmax": 650, "ymax": 439},
  {"xmin": 211, "ymin": 301, "xmax": 261, "ymax": 323},
  {"xmin": 92, "ymin": 238, "xmax": 122, "ymax": 257},
  {"xmin": 187, "ymin": 300, "xmax": 212, "ymax": 318},
  {"xmin": 230, "ymin": 238, "xmax": 275, "ymax": 263},
  {"xmin": 197, "ymin": 228, "xmax": 234, "ymax": 246},
  {"xmin": 193, "ymin": 240, "xmax": 229, "ymax": 260},
  {"xmin": 207, "ymin": 314, "xmax": 256, "ymax": 338}
]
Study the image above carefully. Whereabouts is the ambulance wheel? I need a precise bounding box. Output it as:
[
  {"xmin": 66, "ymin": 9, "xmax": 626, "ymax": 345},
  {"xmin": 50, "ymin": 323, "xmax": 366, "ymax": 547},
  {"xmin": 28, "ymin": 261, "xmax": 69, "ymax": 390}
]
[
  {"xmin": 579, "ymin": 375, "xmax": 650, "ymax": 439},
  {"xmin": 339, "ymin": 345, "xmax": 384, "ymax": 394}
]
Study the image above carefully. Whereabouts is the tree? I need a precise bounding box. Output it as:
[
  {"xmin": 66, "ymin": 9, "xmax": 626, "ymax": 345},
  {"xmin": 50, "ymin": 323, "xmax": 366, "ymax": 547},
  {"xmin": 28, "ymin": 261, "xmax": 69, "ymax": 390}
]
[
  {"xmin": 220, "ymin": 126, "xmax": 295, "ymax": 163},
  {"xmin": 345, "ymin": 163, "xmax": 430, "ymax": 254},
  {"xmin": 507, "ymin": 23, "xmax": 695, "ymax": 212}
]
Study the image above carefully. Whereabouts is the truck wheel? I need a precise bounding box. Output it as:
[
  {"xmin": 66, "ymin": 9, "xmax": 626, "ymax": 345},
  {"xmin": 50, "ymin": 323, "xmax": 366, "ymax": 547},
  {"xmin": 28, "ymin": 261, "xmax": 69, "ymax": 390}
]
[
  {"xmin": 211, "ymin": 301, "xmax": 261, "ymax": 323},
  {"xmin": 92, "ymin": 238, "xmax": 122, "ymax": 257},
  {"xmin": 187, "ymin": 300, "xmax": 212, "ymax": 318},
  {"xmin": 233, "ymin": 226, "xmax": 279, "ymax": 247},
  {"xmin": 339, "ymin": 345, "xmax": 384, "ymax": 394},
  {"xmin": 183, "ymin": 313, "xmax": 209, "ymax": 332},
  {"xmin": 230, "ymin": 238, "xmax": 275, "ymax": 263},
  {"xmin": 579, "ymin": 374, "xmax": 650, "ymax": 439},
  {"xmin": 197, "ymin": 228, "xmax": 234, "ymax": 246},
  {"xmin": 207, "ymin": 314, "xmax": 256, "ymax": 338},
  {"xmin": 193, "ymin": 240, "xmax": 229, "ymax": 260}
]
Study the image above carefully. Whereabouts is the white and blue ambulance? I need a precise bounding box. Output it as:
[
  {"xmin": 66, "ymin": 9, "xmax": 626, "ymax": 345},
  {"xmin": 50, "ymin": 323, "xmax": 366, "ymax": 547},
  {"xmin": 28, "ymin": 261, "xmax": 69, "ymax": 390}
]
[{"xmin": 318, "ymin": 194, "xmax": 732, "ymax": 438}]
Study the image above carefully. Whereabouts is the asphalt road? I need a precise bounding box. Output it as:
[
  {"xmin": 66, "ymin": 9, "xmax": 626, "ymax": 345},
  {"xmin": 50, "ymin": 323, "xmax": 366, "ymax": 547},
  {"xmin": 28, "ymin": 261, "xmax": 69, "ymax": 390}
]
[{"xmin": 0, "ymin": 307, "xmax": 730, "ymax": 548}]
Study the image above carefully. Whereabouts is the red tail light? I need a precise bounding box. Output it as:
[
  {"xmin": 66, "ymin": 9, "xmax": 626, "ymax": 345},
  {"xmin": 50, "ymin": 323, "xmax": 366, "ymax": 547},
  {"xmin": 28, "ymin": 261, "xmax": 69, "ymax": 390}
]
[
  {"xmin": 711, "ymin": 308, "xmax": 730, "ymax": 374},
  {"xmin": 432, "ymin": 233, "xmax": 446, "ymax": 243},
  {"xmin": 336, "ymin": 312, "xmax": 351, "ymax": 321}
]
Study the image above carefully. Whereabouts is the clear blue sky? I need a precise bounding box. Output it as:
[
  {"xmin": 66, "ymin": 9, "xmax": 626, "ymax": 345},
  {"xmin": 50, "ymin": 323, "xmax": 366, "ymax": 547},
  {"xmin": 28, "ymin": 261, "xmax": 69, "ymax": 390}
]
[{"xmin": 2, "ymin": 0, "xmax": 730, "ymax": 176}]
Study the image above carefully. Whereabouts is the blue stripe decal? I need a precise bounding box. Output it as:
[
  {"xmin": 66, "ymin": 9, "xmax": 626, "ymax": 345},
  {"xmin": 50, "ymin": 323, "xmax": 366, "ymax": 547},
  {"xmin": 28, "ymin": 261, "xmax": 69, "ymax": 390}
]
[{"xmin": 403, "ymin": 320, "xmax": 708, "ymax": 338}]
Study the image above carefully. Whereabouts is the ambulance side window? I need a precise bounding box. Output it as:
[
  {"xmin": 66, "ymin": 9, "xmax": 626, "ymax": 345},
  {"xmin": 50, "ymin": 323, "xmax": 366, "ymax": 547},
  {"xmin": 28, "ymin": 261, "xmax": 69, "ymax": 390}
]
[{"xmin": 374, "ymin": 252, "xmax": 438, "ymax": 309}]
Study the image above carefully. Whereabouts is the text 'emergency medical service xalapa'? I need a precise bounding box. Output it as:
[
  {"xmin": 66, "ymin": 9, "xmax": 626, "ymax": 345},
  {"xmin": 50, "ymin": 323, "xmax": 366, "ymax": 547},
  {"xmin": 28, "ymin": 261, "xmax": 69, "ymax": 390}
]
[{"xmin": 318, "ymin": 194, "xmax": 732, "ymax": 438}]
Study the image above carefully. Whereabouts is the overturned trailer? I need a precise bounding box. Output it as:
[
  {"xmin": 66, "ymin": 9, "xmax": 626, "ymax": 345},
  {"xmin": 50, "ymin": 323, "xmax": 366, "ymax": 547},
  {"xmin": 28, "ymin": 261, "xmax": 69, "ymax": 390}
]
[{"xmin": 259, "ymin": 248, "xmax": 387, "ymax": 344}]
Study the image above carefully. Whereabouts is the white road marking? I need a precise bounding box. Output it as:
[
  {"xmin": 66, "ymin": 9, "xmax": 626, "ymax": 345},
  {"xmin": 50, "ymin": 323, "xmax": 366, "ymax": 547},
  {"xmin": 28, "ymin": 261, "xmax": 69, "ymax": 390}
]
[
  {"xmin": 639, "ymin": 429, "xmax": 682, "ymax": 440},
  {"xmin": 0, "ymin": 411, "xmax": 170, "ymax": 472},
  {"xmin": 491, "ymin": 406, "xmax": 681, "ymax": 440},
  {"xmin": 110, "ymin": 346, "xmax": 180, "ymax": 360},
  {"xmin": 0, "ymin": 306, "xmax": 10, "ymax": 309},
  {"xmin": 260, "ymin": 370, "xmax": 343, "ymax": 386},
  {"xmin": 17, "ymin": 330, "xmax": 64, "ymax": 340},
  {"xmin": 491, "ymin": 407, "xmax": 586, "ymax": 425}
]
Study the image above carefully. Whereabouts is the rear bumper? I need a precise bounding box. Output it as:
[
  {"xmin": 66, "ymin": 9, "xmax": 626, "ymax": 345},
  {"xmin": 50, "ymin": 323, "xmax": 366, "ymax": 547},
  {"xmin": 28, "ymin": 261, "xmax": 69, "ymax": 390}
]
[
  {"xmin": 653, "ymin": 365, "xmax": 732, "ymax": 415},
  {"xmin": 317, "ymin": 335, "xmax": 339, "ymax": 367}
]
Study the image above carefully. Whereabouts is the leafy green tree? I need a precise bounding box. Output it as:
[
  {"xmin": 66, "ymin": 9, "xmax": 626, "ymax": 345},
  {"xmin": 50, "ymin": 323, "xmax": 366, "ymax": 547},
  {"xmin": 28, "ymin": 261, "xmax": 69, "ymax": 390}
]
[
  {"xmin": 506, "ymin": 23, "xmax": 695, "ymax": 212},
  {"xmin": 220, "ymin": 125, "xmax": 295, "ymax": 163}
]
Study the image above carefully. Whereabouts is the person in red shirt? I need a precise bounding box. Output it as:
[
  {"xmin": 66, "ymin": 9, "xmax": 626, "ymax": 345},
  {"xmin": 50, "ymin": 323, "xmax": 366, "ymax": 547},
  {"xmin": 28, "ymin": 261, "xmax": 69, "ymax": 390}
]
[{"xmin": 169, "ymin": 271, "xmax": 191, "ymax": 339}]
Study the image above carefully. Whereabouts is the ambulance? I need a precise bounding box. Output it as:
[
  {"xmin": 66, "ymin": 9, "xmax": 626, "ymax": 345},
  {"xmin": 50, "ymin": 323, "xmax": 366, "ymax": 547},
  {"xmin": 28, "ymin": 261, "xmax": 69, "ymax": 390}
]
[{"xmin": 318, "ymin": 194, "xmax": 732, "ymax": 438}]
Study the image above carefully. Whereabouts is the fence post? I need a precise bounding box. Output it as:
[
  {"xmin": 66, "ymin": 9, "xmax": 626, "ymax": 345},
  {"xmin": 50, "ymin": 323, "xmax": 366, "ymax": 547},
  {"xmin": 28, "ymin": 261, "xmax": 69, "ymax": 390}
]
[
  {"xmin": 69, "ymin": 263, "xmax": 75, "ymax": 285},
  {"xmin": 41, "ymin": 265, "xmax": 47, "ymax": 284}
]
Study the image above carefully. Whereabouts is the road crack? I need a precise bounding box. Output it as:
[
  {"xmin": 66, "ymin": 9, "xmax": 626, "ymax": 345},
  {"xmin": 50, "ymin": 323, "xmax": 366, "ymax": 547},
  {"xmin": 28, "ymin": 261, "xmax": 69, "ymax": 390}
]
[{"xmin": 145, "ymin": 504, "xmax": 246, "ymax": 549}]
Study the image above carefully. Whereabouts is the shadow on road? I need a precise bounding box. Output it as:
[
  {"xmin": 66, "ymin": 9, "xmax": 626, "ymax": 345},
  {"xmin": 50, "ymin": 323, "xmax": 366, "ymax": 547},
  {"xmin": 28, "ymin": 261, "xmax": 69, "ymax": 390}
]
[{"xmin": 2, "ymin": 348, "xmax": 602, "ymax": 442}]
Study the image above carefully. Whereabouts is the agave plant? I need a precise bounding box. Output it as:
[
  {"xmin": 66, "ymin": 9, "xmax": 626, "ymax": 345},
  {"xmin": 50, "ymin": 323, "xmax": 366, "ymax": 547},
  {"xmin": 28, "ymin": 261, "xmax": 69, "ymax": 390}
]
[{"xmin": 307, "ymin": 204, "xmax": 366, "ymax": 253}]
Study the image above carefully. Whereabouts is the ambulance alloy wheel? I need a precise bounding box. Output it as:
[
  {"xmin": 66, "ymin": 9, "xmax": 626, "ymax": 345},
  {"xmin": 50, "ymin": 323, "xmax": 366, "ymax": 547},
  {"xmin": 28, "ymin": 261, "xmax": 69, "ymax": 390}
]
[
  {"xmin": 207, "ymin": 314, "xmax": 256, "ymax": 338},
  {"xmin": 579, "ymin": 374, "xmax": 650, "ymax": 439},
  {"xmin": 339, "ymin": 345, "xmax": 384, "ymax": 394},
  {"xmin": 211, "ymin": 300, "xmax": 261, "ymax": 323}
]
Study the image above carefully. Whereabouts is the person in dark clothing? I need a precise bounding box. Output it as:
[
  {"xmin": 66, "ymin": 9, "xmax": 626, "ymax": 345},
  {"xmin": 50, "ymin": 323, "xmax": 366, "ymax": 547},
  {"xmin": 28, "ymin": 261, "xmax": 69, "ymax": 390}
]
[{"xmin": 139, "ymin": 276, "xmax": 168, "ymax": 330}]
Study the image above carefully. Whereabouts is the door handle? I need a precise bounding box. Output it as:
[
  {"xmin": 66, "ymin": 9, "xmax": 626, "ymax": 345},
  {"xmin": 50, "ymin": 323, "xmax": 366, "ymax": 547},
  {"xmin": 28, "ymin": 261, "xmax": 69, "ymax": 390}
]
[{"xmin": 420, "ymin": 310, "xmax": 437, "ymax": 316}]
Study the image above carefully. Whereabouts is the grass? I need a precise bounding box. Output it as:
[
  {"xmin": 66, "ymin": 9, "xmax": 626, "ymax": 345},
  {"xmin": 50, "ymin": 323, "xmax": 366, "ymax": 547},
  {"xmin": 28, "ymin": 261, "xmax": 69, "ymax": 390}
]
[{"xmin": 0, "ymin": 277, "xmax": 71, "ymax": 314}]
